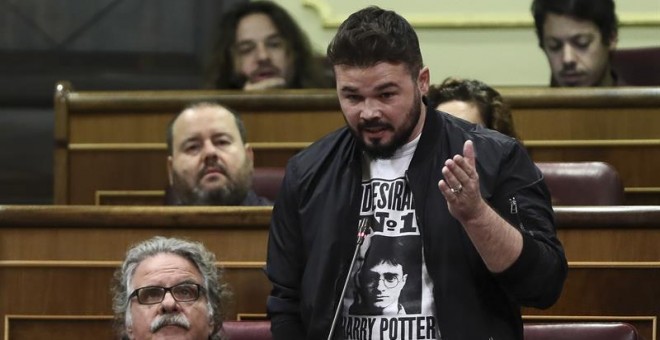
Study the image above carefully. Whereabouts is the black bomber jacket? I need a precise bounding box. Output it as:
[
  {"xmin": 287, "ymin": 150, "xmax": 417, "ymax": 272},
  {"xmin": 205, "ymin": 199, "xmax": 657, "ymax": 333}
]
[{"xmin": 266, "ymin": 106, "xmax": 568, "ymax": 340}]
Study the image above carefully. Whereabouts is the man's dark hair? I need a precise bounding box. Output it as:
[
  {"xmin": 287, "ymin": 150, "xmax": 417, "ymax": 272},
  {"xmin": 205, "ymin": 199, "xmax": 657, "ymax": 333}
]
[
  {"xmin": 206, "ymin": 1, "xmax": 332, "ymax": 89},
  {"xmin": 361, "ymin": 236, "xmax": 407, "ymax": 276},
  {"xmin": 326, "ymin": 6, "xmax": 423, "ymax": 77},
  {"xmin": 166, "ymin": 102, "xmax": 247, "ymax": 156},
  {"xmin": 531, "ymin": 0, "xmax": 618, "ymax": 48}
]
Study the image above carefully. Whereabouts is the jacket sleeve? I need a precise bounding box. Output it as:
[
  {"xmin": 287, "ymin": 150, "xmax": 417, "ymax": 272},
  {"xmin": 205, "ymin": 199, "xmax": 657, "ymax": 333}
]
[
  {"xmin": 490, "ymin": 142, "xmax": 568, "ymax": 309},
  {"xmin": 266, "ymin": 161, "xmax": 306, "ymax": 339}
]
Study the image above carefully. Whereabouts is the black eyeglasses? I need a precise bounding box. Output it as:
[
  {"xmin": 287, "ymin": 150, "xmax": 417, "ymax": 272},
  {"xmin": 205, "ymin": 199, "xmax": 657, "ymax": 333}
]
[
  {"xmin": 365, "ymin": 273, "xmax": 402, "ymax": 289},
  {"xmin": 129, "ymin": 283, "xmax": 203, "ymax": 305}
]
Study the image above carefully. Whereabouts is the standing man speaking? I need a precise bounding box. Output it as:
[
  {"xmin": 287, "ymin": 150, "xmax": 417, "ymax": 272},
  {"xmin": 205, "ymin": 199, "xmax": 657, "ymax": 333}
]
[{"xmin": 266, "ymin": 6, "xmax": 567, "ymax": 340}]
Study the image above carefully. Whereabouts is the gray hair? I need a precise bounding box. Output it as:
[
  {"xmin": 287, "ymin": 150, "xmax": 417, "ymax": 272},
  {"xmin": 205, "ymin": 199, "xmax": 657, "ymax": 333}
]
[{"xmin": 111, "ymin": 236, "xmax": 228, "ymax": 340}]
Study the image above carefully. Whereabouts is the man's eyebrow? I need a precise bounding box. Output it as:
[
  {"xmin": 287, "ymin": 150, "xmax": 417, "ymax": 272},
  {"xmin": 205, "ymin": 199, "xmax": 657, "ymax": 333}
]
[
  {"xmin": 176, "ymin": 279, "xmax": 199, "ymax": 285},
  {"xmin": 570, "ymin": 33, "xmax": 594, "ymax": 40},
  {"xmin": 265, "ymin": 33, "xmax": 283, "ymax": 40},
  {"xmin": 178, "ymin": 135, "xmax": 203, "ymax": 148},
  {"xmin": 340, "ymin": 82, "xmax": 400, "ymax": 93},
  {"xmin": 545, "ymin": 32, "xmax": 594, "ymax": 41},
  {"xmin": 340, "ymin": 86, "xmax": 358, "ymax": 93},
  {"xmin": 374, "ymin": 82, "xmax": 399, "ymax": 92},
  {"xmin": 211, "ymin": 132, "xmax": 234, "ymax": 141},
  {"xmin": 237, "ymin": 33, "xmax": 282, "ymax": 45},
  {"xmin": 181, "ymin": 135, "xmax": 199, "ymax": 144}
]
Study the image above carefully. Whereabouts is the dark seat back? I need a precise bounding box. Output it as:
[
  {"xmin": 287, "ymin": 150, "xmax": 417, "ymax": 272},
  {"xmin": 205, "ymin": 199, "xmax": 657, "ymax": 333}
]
[
  {"xmin": 222, "ymin": 320, "xmax": 272, "ymax": 340},
  {"xmin": 611, "ymin": 46, "xmax": 660, "ymax": 86},
  {"xmin": 536, "ymin": 161, "xmax": 624, "ymax": 205},
  {"xmin": 252, "ymin": 167, "xmax": 285, "ymax": 202},
  {"xmin": 524, "ymin": 322, "xmax": 640, "ymax": 340}
]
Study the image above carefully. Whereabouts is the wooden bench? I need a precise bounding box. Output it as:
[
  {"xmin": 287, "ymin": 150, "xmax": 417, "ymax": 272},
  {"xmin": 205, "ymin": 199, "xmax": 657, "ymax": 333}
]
[
  {"xmin": 53, "ymin": 83, "xmax": 660, "ymax": 205},
  {"xmin": 1, "ymin": 205, "xmax": 658, "ymax": 339}
]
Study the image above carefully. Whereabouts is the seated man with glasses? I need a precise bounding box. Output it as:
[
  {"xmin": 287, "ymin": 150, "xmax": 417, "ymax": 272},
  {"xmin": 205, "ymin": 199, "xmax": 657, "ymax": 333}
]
[{"xmin": 111, "ymin": 236, "xmax": 229, "ymax": 340}]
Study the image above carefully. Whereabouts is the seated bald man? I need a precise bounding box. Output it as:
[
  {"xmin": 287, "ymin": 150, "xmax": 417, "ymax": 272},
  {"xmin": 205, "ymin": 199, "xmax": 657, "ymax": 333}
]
[{"xmin": 166, "ymin": 102, "xmax": 271, "ymax": 205}]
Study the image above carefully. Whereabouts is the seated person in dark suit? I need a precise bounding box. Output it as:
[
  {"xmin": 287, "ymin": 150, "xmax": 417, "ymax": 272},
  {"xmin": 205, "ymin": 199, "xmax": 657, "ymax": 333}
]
[
  {"xmin": 427, "ymin": 77, "xmax": 520, "ymax": 139},
  {"xmin": 111, "ymin": 236, "xmax": 229, "ymax": 340},
  {"xmin": 166, "ymin": 102, "xmax": 271, "ymax": 205},
  {"xmin": 531, "ymin": 0, "xmax": 623, "ymax": 87},
  {"xmin": 206, "ymin": 1, "xmax": 333, "ymax": 90}
]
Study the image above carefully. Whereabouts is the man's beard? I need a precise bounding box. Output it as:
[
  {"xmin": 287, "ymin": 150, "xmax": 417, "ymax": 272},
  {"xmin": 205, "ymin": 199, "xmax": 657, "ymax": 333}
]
[
  {"xmin": 351, "ymin": 89, "xmax": 422, "ymax": 159},
  {"xmin": 170, "ymin": 161, "xmax": 252, "ymax": 206}
]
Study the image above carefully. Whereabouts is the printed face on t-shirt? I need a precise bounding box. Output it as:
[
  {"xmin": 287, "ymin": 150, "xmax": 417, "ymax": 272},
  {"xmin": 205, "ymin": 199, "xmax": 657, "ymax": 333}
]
[{"xmin": 360, "ymin": 261, "xmax": 407, "ymax": 313}]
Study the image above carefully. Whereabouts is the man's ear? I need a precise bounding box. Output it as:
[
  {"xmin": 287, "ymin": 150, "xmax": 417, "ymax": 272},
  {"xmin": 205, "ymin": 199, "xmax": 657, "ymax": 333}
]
[
  {"xmin": 167, "ymin": 156, "xmax": 174, "ymax": 185},
  {"xmin": 245, "ymin": 143, "xmax": 254, "ymax": 166},
  {"xmin": 608, "ymin": 31, "xmax": 618, "ymax": 50},
  {"xmin": 126, "ymin": 324, "xmax": 134, "ymax": 340},
  {"xmin": 417, "ymin": 66, "xmax": 430, "ymax": 95},
  {"xmin": 208, "ymin": 317, "xmax": 215, "ymax": 337}
]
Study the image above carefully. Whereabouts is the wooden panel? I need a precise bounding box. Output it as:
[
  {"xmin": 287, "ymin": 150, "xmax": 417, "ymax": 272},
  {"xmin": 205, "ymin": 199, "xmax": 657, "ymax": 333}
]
[
  {"xmin": 554, "ymin": 205, "xmax": 660, "ymax": 263},
  {"xmin": 65, "ymin": 144, "xmax": 301, "ymax": 204},
  {"xmin": 625, "ymin": 190, "xmax": 660, "ymax": 205},
  {"xmin": 0, "ymin": 206, "xmax": 273, "ymax": 337},
  {"xmin": 0, "ymin": 266, "xmax": 269, "ymax": 339},
  {"xmin": 68, "ymin": 150, "xmax": 168, "ymax": 204},
  {"xmin": 2, "ymin": 205, "xmax": 659, "ymax": 260},
  {"xmin": 1, "ymin": 205, "xmax": 659, "ymax": 262},
  {"xmin": 1, "ymin": 206, "xmax": 659, "ymax": 338},
  {"xmin": 63, "ymin": 141, "xmax": 660, "ymax": 204},
  {"xmin": 54, "ymin": 85, "xmax": 660, "ymax": 205},
  {"xmin": 499, "ymin": 87, "xmax": 660, "ymax": 140},
  {"xmin": 522, "ymin": 264, "xmax": 660, "ymax": 340},
  {"xmin": 5, "ymin": 316, "xmax": 113, "ymax": 340},
  {"xmin": 68, "ymin": 110, "xmax": 344, "ymax": 144},
  {"xmin": 0, "ymin": 207, "xmax": 271, "ymax": 261},
  {"xmin": 1, "ymin": 264, "xmax": 656, "ymax": 340},
  {"xmin": 96, "ymin": 190, "xmax": 165, "ymax": 206},
  {"xmin": 58, "ymin": 87, "xmax": 660, "ymax": 143},
  {"xmin": 511, "ymin": 108, "xmax": 660, "ymax": 140},
  {"xmin": 526, "ymin": 142, "xmax": 660, "ymax": 188}
]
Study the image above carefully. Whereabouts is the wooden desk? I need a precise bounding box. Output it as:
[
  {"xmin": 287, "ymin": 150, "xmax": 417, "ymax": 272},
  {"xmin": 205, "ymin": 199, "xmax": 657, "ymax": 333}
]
[
  {"xmin": 1, "ymin": 206, "xmax": 659, "ymax": 339},
  {"xmin": 54, "ymin": 82, "xmax": 660, "ymax": 205}
]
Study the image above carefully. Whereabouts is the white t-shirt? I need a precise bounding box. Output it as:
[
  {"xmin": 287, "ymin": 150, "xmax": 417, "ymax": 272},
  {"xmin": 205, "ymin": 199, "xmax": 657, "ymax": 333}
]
[{"xmin": 340, "ymin": 135, "xmax": 440, "ymax": 340}]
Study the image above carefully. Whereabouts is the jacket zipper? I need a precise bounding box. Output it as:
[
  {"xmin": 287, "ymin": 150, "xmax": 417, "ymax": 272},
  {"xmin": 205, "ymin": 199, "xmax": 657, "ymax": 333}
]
[{"xmin": 509, "ymin": 196, "xmax": 531, "ymax": 235}]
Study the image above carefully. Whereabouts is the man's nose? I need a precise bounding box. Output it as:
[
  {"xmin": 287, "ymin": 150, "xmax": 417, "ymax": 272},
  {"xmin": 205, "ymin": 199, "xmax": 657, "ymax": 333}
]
[
  {"xmin": 256, "ymin": 42, "xmax": 270, "ymax": 61},
  {"xmin": 159, "ymin": 291, "xmax": 180, "ymax": 312},
  {"xmin": 361, "ymin": 98, "xmax": 382, "ymax": 119},
  {"xmin": 562, "ymin": 45, "xmax": 577, "ymax": 65},
  {"xmin": 201, "ymin": 140, "xmax": 218, "ymax": 160}
]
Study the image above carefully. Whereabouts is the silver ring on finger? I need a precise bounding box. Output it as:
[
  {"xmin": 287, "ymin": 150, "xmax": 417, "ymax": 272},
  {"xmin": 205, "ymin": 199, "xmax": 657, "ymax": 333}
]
[{"xmin": 450, "ymin": 184, "xmax": 463, "ymax": 194}]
